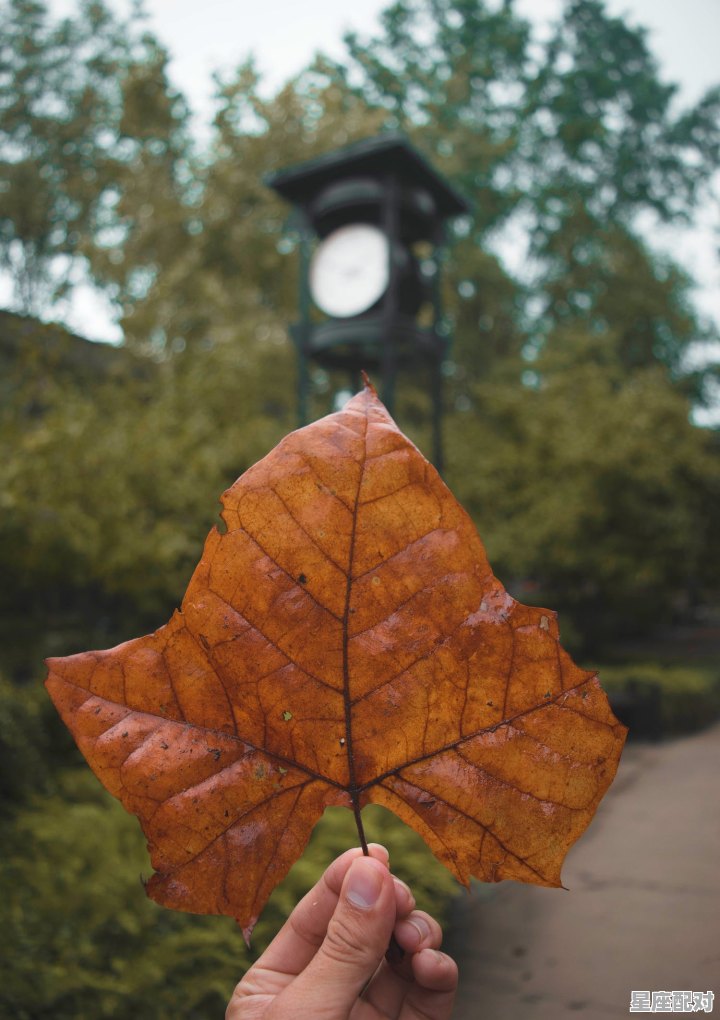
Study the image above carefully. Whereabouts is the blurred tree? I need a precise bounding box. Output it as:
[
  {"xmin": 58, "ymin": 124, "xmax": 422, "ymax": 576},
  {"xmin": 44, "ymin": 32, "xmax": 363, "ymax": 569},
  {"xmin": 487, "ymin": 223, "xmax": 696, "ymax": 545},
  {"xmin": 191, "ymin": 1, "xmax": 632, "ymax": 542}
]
[
  {"xmin": 87, "ymin": 33, "xmax": 195, "ymax": 348},
  {"xmin": 1, "ymin": 0, "xmax": 120, "ymax": 310},
  {"xmin": 525, "ymin": 0, "xmax": 720, "ymax": 223},
  {"xmin": 0, "ymin": 769, "xmax": 250, "ymax": 1019},
  {"xmin": 446, "ymin": 340, "xmax": 720, "ymax": 647},
  {"xmin": 329, "ymin": 0, "xmax": 720, "ymax": 394},
  {"xmin": 521, "ymin": 0, "xmax": 720, "ymax": 392},
  {"xmin": 0, "ymin": 312, "xmax": 297, "ymax": 676},
  {"xmin": 0, "ymin": 0, "xmax": 192, "ymax": 317}
]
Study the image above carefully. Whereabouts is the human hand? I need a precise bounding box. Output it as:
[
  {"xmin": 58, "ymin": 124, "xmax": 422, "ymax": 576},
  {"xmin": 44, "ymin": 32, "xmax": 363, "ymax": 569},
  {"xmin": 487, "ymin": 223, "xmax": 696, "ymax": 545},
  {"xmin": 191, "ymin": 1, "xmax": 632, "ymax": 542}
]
[{"xmin": 226, "ymin": 843, "xmax": 458, "ymax": 1019}]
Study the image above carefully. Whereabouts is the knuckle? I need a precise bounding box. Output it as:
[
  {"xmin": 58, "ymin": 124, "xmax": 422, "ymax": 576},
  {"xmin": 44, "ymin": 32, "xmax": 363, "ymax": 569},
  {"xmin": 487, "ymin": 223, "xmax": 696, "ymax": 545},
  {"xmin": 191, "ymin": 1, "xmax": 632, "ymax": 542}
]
[
  {"xmin": 320, "ymin": 912, "xmax": 376, "ymax": 967},
  {"xmin": 405, "ymin": 1002, "xmax": 445, "ymax": 1020},
  {"xmin": 225, "ymin": 986, "xmax": 247, "ymax": 1020},
  {"xmin": 225, "ymin": 968, "xmax": 266, "ymax": 1019},
  {"xmin": 289, "ymin": 905, "xmax": 325, "ymax": 950}
]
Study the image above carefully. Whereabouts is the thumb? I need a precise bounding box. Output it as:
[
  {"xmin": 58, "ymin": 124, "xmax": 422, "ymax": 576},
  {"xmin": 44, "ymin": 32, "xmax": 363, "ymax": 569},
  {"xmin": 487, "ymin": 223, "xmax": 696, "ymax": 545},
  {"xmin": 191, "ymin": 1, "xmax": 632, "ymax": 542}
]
[{"xmin": 285, "ymin": 855, "xmax": 396, "ymax": 1017}]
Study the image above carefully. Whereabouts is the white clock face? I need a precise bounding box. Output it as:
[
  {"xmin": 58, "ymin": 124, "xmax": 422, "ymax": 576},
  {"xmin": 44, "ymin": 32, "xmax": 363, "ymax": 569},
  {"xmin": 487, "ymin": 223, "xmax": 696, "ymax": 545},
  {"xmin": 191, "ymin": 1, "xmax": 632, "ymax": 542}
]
[{"xmin": 309, "ymin": 224, "xmax": 389, "ymax": 318}]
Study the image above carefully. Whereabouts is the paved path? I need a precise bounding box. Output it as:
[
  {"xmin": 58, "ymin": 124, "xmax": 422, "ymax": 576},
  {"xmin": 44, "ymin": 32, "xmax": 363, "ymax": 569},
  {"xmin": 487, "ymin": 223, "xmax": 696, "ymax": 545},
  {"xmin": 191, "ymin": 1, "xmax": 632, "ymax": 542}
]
[{"xmin": 444, "ymin": 724, "xmax": 720, "ymax": 1019}]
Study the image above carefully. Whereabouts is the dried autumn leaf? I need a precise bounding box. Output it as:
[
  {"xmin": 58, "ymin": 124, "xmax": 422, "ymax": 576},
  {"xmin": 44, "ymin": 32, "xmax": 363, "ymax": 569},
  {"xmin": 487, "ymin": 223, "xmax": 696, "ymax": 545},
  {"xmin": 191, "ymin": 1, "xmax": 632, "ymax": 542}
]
[{"xmin": 46, "ymin": 382, "xmax": 626, "ymax": 940}]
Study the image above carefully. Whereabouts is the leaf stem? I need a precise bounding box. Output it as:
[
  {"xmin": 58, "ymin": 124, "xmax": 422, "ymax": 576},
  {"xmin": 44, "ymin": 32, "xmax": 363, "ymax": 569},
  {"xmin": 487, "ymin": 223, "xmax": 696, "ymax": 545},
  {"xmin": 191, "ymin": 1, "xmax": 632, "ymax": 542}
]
[
  {"xmin": 352, "ymin": 793, "xmax": 369, "ymax": 855},
  {"xmin": 342, "ymin": 411, "xmax": 369, "ymax": 855}
]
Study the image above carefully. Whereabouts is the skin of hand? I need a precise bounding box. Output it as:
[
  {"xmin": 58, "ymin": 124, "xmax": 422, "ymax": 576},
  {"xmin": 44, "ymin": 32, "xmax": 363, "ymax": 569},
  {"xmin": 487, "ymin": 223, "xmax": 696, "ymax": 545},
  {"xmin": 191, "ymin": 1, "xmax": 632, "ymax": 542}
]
[{"xmin": 226, "ymin": 843, "xmax": 458, "ymax": 1020}]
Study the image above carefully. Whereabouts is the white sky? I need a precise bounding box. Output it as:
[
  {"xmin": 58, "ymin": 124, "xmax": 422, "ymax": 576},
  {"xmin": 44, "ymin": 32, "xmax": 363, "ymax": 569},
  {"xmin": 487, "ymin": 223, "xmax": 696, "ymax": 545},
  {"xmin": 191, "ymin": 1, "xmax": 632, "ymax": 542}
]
[
  {"xmin": 15, "ymin": 0, "xmax": 720, "ymax": 350},
  {"xmin": 157, "ymin": 0, "xmax": 720, "ymax": 115}
]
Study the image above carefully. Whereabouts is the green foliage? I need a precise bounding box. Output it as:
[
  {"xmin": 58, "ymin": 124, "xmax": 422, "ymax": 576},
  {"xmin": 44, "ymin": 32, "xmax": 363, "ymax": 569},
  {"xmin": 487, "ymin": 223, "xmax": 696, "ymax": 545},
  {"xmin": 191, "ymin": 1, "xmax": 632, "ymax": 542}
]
[
  {"xmin": 446, "ymin": 342, "xmax": 720, "ymax": 648},
  {"xmin": 0, "ymin": 673, "xmax": 61, "ymax": 804},
  {"xmin": 331, "ymin": 0, "xmax": 720, "ymax": 393},
  {"xmin": 0, "ymin": 311, "xmax": 296, "ymax": 673},
  {"xmin": 525, "ymin": 0, "xmax": 720, "ymax": 223},
  {"xmin": 0, "ymin": 764, "xmax": 458, "ymax": 1019},
  {"xmin": 597, "ymin": 661, "xmax": 720, "ymax": 736},
  {"xmin": 0, "ymin": 769, "xmax": 246, "ymax": 1019},
  {"xmin": 0, "ymin": 0, "xmax": 182, "ymax": 312}
]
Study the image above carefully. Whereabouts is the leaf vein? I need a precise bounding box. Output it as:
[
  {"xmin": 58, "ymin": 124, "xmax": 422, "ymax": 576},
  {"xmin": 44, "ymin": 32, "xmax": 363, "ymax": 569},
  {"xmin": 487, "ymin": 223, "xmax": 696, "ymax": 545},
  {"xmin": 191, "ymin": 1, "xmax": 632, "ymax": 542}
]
[
  {"xmin": 360, "ymin": 677, "xmax": 597, "ymax": 788},
  {"xmin": 393, "ymin": 775, "xmax": 550, "ymax": 884},
  {"xmin": 206, "ymin": 590, "xmax": 341, "ymax": 696}
]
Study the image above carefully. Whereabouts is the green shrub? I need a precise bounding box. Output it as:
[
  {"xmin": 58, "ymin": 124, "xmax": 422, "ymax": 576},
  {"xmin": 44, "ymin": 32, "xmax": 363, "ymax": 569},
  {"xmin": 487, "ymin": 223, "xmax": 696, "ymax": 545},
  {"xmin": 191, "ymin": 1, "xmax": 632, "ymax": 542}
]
[
  {"xmin": 597, "ymin": 661, "xmax": 720, "ymax": 737},
  {"xmin": 1, "ymin": 769, "xmax": 459, "ymax": 1019},
  {"xmin": 0, "ymin": 672, "xmax": 75, "ymax": 806}
]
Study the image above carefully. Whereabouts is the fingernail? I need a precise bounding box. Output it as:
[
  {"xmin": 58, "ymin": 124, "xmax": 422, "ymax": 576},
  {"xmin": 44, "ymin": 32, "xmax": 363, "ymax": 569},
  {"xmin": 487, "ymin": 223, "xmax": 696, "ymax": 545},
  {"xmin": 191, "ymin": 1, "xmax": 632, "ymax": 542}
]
[
  {"xmin": 346, "ymin": 858, "xmax": 384, "ymax": 909},
  {"xmin": 393, "ymin": 877, "xmax": 415, "ymax": 906},
  {"xmin": 408, "ymin": 915, "xmax": 431, "ymax": 943},
  {"xmin": 367, "ymin": 843, "xmax": 389, "ymax": 865}
]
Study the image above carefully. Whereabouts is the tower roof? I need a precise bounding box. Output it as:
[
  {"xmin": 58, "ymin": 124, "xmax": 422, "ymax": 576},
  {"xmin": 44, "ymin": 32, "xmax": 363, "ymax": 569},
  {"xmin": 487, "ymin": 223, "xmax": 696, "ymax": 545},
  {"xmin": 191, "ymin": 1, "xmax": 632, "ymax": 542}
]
[{"xmin": 267, "ymin": 132, "xmax": 470, "ymax": 220}]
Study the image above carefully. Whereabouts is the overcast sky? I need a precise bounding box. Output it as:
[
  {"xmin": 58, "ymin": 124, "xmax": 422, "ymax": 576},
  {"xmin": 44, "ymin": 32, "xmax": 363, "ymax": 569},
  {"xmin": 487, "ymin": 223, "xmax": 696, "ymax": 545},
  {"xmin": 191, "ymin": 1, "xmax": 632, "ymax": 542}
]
[
  {"xmin": 123, "ymin": 0, "xmax": 720, "ymax": 119},
  {"xmin": 30, "ymin": 0, "xmax": 720, "ymax": 349}
]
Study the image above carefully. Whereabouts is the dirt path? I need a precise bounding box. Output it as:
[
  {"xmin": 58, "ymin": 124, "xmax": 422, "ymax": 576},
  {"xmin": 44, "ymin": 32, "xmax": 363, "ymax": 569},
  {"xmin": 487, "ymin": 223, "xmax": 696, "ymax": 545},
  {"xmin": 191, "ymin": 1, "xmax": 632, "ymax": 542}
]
[{"xmin": 444, "ymin": 725, "xmax": 720, "ymax": 1019}]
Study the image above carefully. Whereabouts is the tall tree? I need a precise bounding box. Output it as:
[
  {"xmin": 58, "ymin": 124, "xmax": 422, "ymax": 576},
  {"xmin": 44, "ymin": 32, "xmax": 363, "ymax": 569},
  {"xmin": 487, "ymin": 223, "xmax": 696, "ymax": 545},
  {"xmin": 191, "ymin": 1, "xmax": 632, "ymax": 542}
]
[
  {"xmin": 0, "ymin": 0, "xmax": 190, "ymax": 316},
  {"xmin": 330, "ymin": 0, "xmax": 720, "ymax": 392},
  {"xmin": 87, "ymin": 32, "xmax": 194, "ymax": 353},
  {"xmin": 521, "ymin": 0, "xmax": 720, "ymax": 388}
]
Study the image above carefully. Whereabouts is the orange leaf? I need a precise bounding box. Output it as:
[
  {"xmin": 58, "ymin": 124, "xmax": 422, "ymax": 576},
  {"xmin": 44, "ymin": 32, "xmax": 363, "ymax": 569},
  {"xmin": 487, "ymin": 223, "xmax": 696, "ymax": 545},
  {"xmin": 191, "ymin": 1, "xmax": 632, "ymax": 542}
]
[{"xmin": 46, "ymin": 381, "xmax": 626, "ymax": 940}]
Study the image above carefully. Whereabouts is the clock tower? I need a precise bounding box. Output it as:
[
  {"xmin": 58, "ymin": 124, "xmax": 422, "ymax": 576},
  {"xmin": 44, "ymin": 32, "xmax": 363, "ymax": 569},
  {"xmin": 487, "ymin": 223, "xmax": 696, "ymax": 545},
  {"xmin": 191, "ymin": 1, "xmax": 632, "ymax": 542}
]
[{"xmin": 267, "ymin": 132, "xmax": 469, "ymax": 470}]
